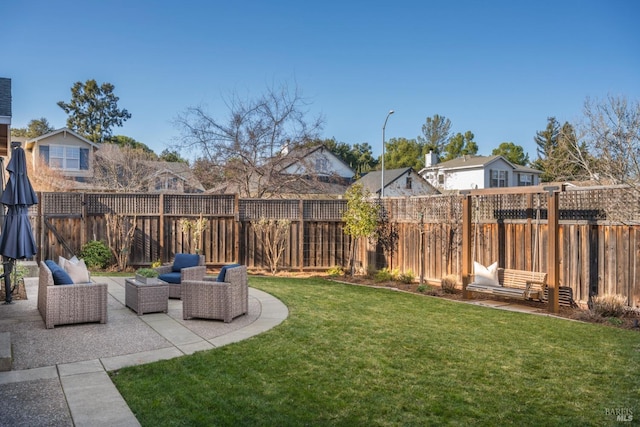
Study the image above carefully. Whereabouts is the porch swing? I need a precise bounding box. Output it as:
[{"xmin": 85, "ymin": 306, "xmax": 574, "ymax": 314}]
[{"xmin": 465, "ymin": 193, "xmax": 548, "ymax": 301}]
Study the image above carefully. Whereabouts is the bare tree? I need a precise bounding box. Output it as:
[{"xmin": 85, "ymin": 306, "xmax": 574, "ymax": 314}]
[
  {"xmin": 27, "ymin": 156, "xmax": 73, "ymax": 191},
  {"xmin": 575, "ymin": 95, "xmax": 640, "ymax": 185},
  {"xmin": 93, "ymin": 144, "xmax": 157, "ymax": 192},
  {"xmin": 251, "ymin": 218, "xmax": 291, "ymax": 275},
  {"xmin": 105, "ymin": 213, "xmax": 137, "ymax": 271},
  {"xmin": 571, "ymin": 95, "xmax": 640, "ymax": 221},
  {"xmin": 174, "ymin": 82, "xmax": 324, "ymax": 197}
]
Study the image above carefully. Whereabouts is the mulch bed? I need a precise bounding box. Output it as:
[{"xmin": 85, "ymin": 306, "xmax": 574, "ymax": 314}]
[
  {"xmin": 0, "ymin": 280, "xmax": 27, "ymax": 301},
  {"xmin": 327, "ymin": 274, "xmax": 640, "ymax": 331}
]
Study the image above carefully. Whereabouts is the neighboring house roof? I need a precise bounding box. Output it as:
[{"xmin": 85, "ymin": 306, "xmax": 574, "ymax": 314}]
[
  {"xmin": 24, "ymin": 127, "xmax": 99, "ymax": 150},
  {"xmin": 420, "ymin": 155, "xmax": 541, "ymax": 175},
  {"xmin": 356, "ymin": 167, "xmax": 439, "ymax": 196},
  {"xmin": 145, "ymin": 160, "xmax": 205, "ymax": 193},
  {"xmin": 281, "ymin": 143, "xmax": 355, "ymax": 179}
]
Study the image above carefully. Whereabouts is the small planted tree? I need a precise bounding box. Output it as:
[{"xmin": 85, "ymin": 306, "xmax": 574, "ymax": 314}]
[
  {"xmin": 251, "ymin": 218, "xmax": 291, "ymax": 275},
  {"xmin": 105, "ymin": 213, "xmax": 137, "ymax": 271},
  {"xmin": 179, "ymin": 214, "xmax": 208, "ymax": 254},
  {"xmin": 342, "ymin": 183, "xmax": 379, "ymax": 276}
]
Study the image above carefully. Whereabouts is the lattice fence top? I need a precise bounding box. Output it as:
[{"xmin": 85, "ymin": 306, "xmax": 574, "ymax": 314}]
[
  {"xmin": 382, "ymin": 195, "xmax": 464, "ymax": 223},
  {"xmin": 41, "ymin": 192, "xmax": 84, "ymax": 215},
  {"xmin": 240, "ymin": 199, "xmax": 300, "ymax": 220},
  {"xmin": 164, "ymin": 194, "xmax": 236, "ymax": 216},
  {"xmin": 302, "ymin": 200, "xmax": 346, "ymax": 221},
  {"xmin": 34, "ymin": 187, "xmax": 640, "ymax": 223},
  {"xmin": 87, "ymin": 194, "xmax": 160, "ymax": 215}
]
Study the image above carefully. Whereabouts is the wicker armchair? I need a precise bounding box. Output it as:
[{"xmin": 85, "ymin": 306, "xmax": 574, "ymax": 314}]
[
  {"xmin": 155, "ymin": 254, "xmax": 206, "ymax": 298},
  {"xmin": 182, "ymin": 265, "xmax": 248, "ymax": 323},
  {"xmin": 37, "ymin": 261, "xmax": 108, "ymax": 329}
]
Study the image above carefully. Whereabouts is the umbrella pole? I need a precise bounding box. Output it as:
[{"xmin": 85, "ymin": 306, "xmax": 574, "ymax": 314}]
[{"xmin": 2, "ymin": 258, "xmax": 12, "ymax": 304}]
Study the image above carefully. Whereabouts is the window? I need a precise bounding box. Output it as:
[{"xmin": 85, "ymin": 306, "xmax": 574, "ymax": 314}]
[
  {"xmin": 47, "ymin": 145, "xmax": 80, "ymax": 170},
  {"xmin": 155, "ymin": 176, "xmax": 180, "ymax": 191},
  {"xmin": 405, "ymin": 176, "xmax": 412, "ymax": 189},
  {"xmin": 438, "ymin": 174, "xmax": 444, "ymax": 185},
  {"xmin": 518, "ymin": 173, "xmax": 533, "ymax": 186},
  {"xmin": 490, "ymin": 170, "xmax": 508, "ymax": 187},
  {"xmin": 315, "ymin": 157, "xmax": 329, "ymax": 173}
]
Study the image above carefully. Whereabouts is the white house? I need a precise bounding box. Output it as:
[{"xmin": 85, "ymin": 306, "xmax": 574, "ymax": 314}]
[
  {"xmin": 355, "ymin": 167, "xmax": 440, "ymax": 197},
  {"xmin": 281, "ymin": 144, "xmax": 355, "ymax": 185},
  {"xmin": 419, "ymin": 153, "xmax": 542, "ymax": 191}
]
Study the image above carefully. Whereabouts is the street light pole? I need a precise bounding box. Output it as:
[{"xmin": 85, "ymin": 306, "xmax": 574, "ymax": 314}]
[{"xmin": 381, "ymin": 110, "xmax": 394, "ymax": 198}]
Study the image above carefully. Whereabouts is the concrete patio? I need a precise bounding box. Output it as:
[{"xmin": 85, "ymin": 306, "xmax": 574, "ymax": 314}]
[{"xmin": 0, "ymin": 276, "xmax": 288, "ymax": 426}]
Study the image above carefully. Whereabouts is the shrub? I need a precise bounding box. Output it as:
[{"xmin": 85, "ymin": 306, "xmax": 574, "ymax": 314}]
[
  {"xmin": 135, "ymin": 268, "xmax": 159, "ymax": 278},
  {"xmin": 591, "ymin": 294, "xmax": 627, "ymax": 317},
  {"xmin": 326, "ymin": 266, "xmax": 344, "ymax": 277},
  {"xmin": 374, "ymin": 268, "xmax": 396, "ymax": 283},
  {"xmin": 151, "ymin": 259, "xmax": 162, "ymax": 268},
  {"xmin": 398, "ymin": 270, "xmax": 415, "ymax": 284},
  {"xmin": 417, "ymin": 284, "xmax": 428, "ymax": 293},
  {"xmin": 80, "ymin": 240, "xmax": 112, "ymax": 270},
  {"xmin": 441, "ymin": 274, "xmax": 458, "ymax": 294}
]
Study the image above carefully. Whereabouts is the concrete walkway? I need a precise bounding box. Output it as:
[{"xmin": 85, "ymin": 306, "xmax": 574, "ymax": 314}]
[{"xmin": 0, "ymin": 277, "xmax": 288, "ymax": 427}]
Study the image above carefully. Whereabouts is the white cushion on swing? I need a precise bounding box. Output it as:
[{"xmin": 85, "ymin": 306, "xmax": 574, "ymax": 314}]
[{"xmin": 473, "ymin": 261, "xmax": 499, "ymax": 287}]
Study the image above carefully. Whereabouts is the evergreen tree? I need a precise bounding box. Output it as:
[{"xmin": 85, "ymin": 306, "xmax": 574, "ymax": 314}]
[
  {"xmin": 58, "ymin": 79, "xmax": 131, "ymax": 143},
  {"xmin": 442, "ymin": 131, "xmax": 478, "ymax": 161},
  {"xmin": 532, "ymin": 117, "xmax": 587, "ymax": 181},
  {"xmin": 492, "ymin": 142, "xmax": 530, "ymax": 165},
  {"xmin": 417, "ymin": 114, "xmax": 452, "ymax": 159},
  {"xmin": 11, "ymin": 117, "xmax": 54, "ymax": 138}
]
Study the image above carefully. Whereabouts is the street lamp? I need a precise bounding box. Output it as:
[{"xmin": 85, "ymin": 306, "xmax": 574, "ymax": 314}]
[{"xmin": 381, "ymin": 110, "xmax": 394, "ymax": 198}]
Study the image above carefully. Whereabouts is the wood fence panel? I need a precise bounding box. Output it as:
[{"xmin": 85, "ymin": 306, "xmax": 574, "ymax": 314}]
[{"xmin": 22, "ymin": 191, "xmax": 640, "ymax": 307}]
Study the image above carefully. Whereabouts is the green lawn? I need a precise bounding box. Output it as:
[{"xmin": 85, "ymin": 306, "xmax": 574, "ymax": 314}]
[{"xmin": 112, "ymin": 276, "xmax": 640, "ymax": 426}]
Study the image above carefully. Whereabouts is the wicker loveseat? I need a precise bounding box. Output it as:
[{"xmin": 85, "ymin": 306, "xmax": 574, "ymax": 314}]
[
  {"xmin": 37, "ymin": 261, "xmax": 108, "ymax": 329},
  {"xmin": 182, "ymin": 265, "xmax": 248, "ymax": 323},
  {"xmin": 155, "ymin": 254, "xmax": 206, "ymax": 299}
]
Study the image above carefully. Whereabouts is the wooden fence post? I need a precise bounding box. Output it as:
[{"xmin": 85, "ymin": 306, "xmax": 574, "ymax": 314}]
[
  {"xmin": 159, "ymin": 193, "xmax": 165, "ymax": 263},
  {"xmin": 546, "ymin": 186, "xmax": 561, "ymax": 314},
  {"xmin": 461, "ymin": 193, "xmax": 472, "ymax": 299},
  {"xmin": 299, "ymin": 199, "xmax": 304, "ymax": 272}
]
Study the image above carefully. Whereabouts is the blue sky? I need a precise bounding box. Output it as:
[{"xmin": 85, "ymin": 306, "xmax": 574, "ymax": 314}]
[{"xmin": 4, "ymin": 0, "xmax": 639, "ymax": 161}]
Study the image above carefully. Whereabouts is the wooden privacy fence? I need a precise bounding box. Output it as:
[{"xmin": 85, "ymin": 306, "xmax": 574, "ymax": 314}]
[{"xmin": 21, "ymin": 187, "xmax": 640, "ymax": 307}]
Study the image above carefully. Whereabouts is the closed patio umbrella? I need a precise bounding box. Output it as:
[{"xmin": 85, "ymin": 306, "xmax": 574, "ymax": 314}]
[{"xmin": 0, "ymin": 142, "xmax": 38, "ymax": 304}]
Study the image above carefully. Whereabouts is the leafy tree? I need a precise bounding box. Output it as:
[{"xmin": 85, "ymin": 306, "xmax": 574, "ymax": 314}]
[
  {"xmin": 382, "ymin": 137, "xmax": 422, "ymax": 169},
  {"xmin": 417, "ymin": 114, "xmax": 452, "ymax": 159},
  {"xmin": 110, "ymin": 135, "xmax": 155, "ymax": 154},
  {"xmin": 442, "ymin": 131, "xmax": 478, "ymax": 161},
  {"xmin": 342, "ymin": 183, "xmax": 379, "ymax": 276},
  {"xmin": 11, "ymin": 117, "xmax": 54, "ymax": 138},
  {"xmin": 351, "ymin": 142, "xmax": 377, "ymax": 175},
  {"xmin": 174, "ymin": 82, "xmax": 323, "ymax": 197},
  {"xmin": 57, "ymin": 79, "xmax": 131, "ymax": 143},
  {"xmin": 492, "ymin": 142, "xmax": 530, "ymax": 165},
  {"xmin": 159, "ymin": 149, "xmax": 188, "ymax": 163}
]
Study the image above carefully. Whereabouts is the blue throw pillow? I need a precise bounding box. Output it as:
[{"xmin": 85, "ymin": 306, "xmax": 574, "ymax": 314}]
[
  {"xmin": 217, "ymin": 264, "xmax": 241, "ymax": 282},
  {"xmin": 172, "ymin": 254, "xmax": 201, "ymax": 272},
  {"xmin": 45, "ymin": 259, "xmax": 74, "ymax": 285},
  {"xmin": 158, "ymin": 272, "xmax": 181, "ymax": 284}
]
